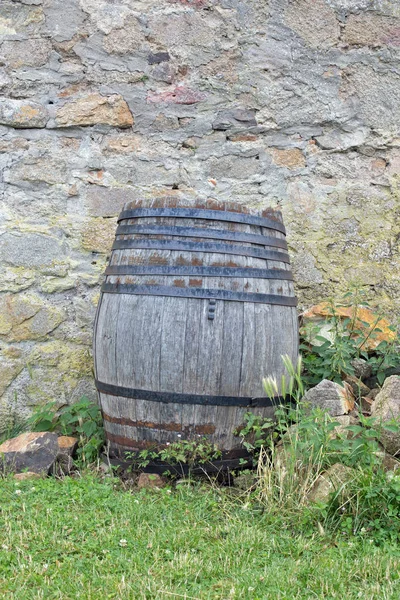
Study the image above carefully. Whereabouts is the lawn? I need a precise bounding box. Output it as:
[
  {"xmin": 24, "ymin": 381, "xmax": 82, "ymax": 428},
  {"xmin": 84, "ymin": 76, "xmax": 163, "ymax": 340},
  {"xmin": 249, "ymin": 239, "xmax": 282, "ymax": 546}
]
[{"xmin": 0, "ymin": 474, "xmax": 399, "ymax": 599}]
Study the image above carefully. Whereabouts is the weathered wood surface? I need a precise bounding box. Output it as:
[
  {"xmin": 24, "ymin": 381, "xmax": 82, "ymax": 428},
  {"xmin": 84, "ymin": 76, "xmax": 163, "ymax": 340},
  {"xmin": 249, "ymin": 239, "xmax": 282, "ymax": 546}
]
[{"xmin": 93, "ymin": 198, "xmax": 298, "ymax": 456}]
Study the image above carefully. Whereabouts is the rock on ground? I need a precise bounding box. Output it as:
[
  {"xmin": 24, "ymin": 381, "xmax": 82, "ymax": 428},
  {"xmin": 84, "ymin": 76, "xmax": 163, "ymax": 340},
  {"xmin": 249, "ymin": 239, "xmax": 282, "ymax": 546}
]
[
  {"xmin": 0, "ymin": 432, "xmax": 59, "ymax": 474},
  {"xmin": 137, "ymin": 472, "xmax": 166, "ymax": 489},
  {"xmin": 302, "ymin": 379, "xmax": 355, "ymax": 416},
  {"xmin": 308, "ymin": 463, "xmax": 354, "ymax": 504},
  {"xmin": 371, "ymin": 376, "xmax": 400, "ymax": 456},
  {"xmin": 14, "ymin": 471, "xmax": 42, "ymax": 481},
  {"xmin": 351, "ymin": 358, "xmax": 372, "ymax": 381},
  {"xmin": 57, "ymin": 435, "xmax": 78, "ymax": 457}
]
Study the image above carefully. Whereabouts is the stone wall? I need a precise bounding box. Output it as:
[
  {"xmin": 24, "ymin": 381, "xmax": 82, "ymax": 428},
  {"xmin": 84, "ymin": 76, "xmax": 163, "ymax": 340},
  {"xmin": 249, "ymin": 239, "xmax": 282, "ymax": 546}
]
[{"xmin": 1, "ymin": 0, "xmax": 400, "ymax": 430}]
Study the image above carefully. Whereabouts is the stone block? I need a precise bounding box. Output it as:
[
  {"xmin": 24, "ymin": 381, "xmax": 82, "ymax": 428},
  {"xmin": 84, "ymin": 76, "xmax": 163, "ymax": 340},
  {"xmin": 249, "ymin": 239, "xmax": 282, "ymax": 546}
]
[
  {"xmin": 0, "ymin": 2, "xmax": 44, "ymax": 37},
  {"xmin": 80, "ymin": 218, "xmax": 116, "ymax": 253},
  {"xmin": 148, "ymin": 52, "xmax": 170, "ymax": 65},
  {"xmin": 0, "ymin": 432, "xmax": 59, "ymax": 475},
  {"xmin": 103, "ymin": 16, "xmax": 145, "ymax": 54},
  {"xmin": 40, "ymin": 277, "xmax": 77, "ymax": 294},
  {"xmin": 14, "ymin": 472, "xmax": 42, "ymax": 481},
  {"xmin": 0, "ymin": 39, "xmax": 51, "ymax": 68},
  {"xmin": 55, "ymin": 93, "xmax": 134, "ymax": 128},
  {"xmin": 86, "ymin": 186, "xmax": 135, "ymax": 217},
  {"xmin": 137, "ymin": 472, "xmax": 167, "ymax": 489},
  {"xmin": 57, "ymin": 436, "xmax": 78, "ymax": 456},
  {"xmin": 149, "ymin": 12, "xmax": 216, "ymax": 49},
  {"xmin": 371, "ymin": 376, "xmax": 400, "ymax": 456},
  {"xmin": 212, "ymin": 109, "xmax": 257, "ymax": 131},
  {"xmin": 42, "ymin": 0, "xmax": 86, "ymax": 42},
  {"xmin": 147, "ymin": 86, "xmax": 206, "ymax": 105},
  {"xmin": 343, "ymin": 14, "xmax": 400, "ymax": 47},
  {"xmin": 206, "ymin": 155, "xmax": 262, "ymax": 180},
  {"xmin": 0, "ymin": 267, "xmax": 36, "ymax": 293},
  {"xmin": 308, "ymin": 463, "xmax": 354, "ymax": 504},
  {"xmin": 5, "ymin": 158, "xmax": 69, "ymax": 185},
  {"xmin": 268, "ymin": 148, "xmax": 305, "ymax": 169},
  {"xmin": 29, "ymin": 341, "xmax": 93, "ymax": 377},
  {"xmin": 149, "ymin": 62, "xmax": 176, "ymax": 84},
  {"xmin": 0, "ymin": 98, "xmax": 48, "ymax": 128},
  {"xmin": 0, "ymin": 233, "xmax": 65, "ymax": 269},
  {"xmin": 0, "ymin": 359, "xmax": 24, "ymax": 396},
  {"xmin": 103, "ymin": 134, "xmax": 141, "ymax": 154},
  {"xmin": 284, "ymin": 0, "xmax": 340, "ymax": 49},
  {"xmin": 0, "ymin": 294, "xmax": 65, "ymax": 342},
  {"xmin": 302, "ymin": 380, "xmax": 355, "ymax": 416},
  {"xmin": 0, "ymin": 138, "xmax": 29, "ymax": 153},
  {"xmin": 342, "ymin": 65, "xmax": 400, "ymax": 130}
]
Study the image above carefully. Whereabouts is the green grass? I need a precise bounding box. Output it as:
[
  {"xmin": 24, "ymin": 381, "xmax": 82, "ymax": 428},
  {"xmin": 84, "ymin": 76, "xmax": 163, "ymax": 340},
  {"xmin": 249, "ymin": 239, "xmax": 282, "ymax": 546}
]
[{"xmin": 0, "ymin": 474, "xmax": 399, "ymax": 599}]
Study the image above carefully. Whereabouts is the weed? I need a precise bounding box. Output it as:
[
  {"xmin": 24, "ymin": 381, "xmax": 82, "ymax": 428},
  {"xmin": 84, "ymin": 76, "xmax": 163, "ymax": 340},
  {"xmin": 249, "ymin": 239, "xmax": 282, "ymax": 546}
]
[
  {"xmin": 300, "ymin": 287, "xmax": 400, "ymax": 387},
  {"xmin": 236, "ymin": 412, "xmax": 274, "ymax": 457},
  {"xmin": 263, "ymin": 354, "xmax": 304, "ymax": 403},
  {"xmin": 27, "ymin": 397, "xmax": 104, "ymax": 464},
  {"xmin": 315, "ymin": 468, "xmax": 400, "ymax": 545},
  {"xmin": 126, "ymin": 438, "xmax": 222, "ymax": 474}
]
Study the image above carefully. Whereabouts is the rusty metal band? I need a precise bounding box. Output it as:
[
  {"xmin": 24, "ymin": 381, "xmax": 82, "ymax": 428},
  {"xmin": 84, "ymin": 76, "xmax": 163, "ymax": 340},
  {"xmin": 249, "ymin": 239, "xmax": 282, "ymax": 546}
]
[
  {"xmin": 111, "ymin": 239, "xmax": 290, "ymax": 263},
  {"xmin": 101, "ymin": 282, "xmax": 297, "ymax": 306},
  {"xmin": 115, "ymin": 225, "xmax": 288, "ymax": 249},
  {"xmin": 105, "ymin": 265, "xmax": 294, "ymax": 280},
  {"xmin": 117, "ymin": 208, "xmax": 286, "ymax": 234},
  {"xmin": 95, "ymin": 379, "xmax": 289, "ymax": 407}
]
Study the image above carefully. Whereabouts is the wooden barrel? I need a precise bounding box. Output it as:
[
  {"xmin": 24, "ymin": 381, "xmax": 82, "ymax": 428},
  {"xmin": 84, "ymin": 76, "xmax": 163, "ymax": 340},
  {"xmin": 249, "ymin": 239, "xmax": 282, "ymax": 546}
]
[{"xmin": 93, "ymin": 198, "xmax": 298, "ymax": 464}]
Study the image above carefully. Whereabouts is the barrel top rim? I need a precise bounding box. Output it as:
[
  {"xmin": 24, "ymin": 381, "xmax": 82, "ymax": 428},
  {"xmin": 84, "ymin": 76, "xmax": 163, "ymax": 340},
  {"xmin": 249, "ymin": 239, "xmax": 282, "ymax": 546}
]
[{"xmin": 121, "ymin": 197, "xmax": 283, "ymax": 224}]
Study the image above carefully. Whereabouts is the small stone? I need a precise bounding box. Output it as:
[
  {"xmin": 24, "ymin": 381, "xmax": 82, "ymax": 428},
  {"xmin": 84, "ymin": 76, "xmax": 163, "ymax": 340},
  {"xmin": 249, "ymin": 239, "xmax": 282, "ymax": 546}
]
[
  {"xmin": 0, "ymin": 432, "xmax": 59, "ymax": 475},
  {"xmin": 14, "ymin": 472, "xmax": 42, "ymax": 481},
  {"xmin": 371, "ymin": 376, "xmax": 400, "ymax": 456},
  {"xmin": 308, "ymin": 463, "xmax": 354, "ymax": 504},
  {"xmin": 98, "ymin": 461, "xmax": 113, "ymax": 474},
  {"xmin": 212, "ymin": 109, "xmax": 257, "ymax": 131},
  {"xmin": 330, "ymin": 415, "xmax": 359, "ymax": 439},
  {"xmin": 57, "ymin": 436, "xmax": 78, "ymax": 457},
  {"xmin": 182, "ymin": 137, "xmax": 199, "ymax": 149},
  {"xmin": 233, "ymin": 472, "xmax": 257, "ymax": 491},
  {"xmin": 269, "ymin": 148, "xmax": 306, "ymax": 169},
  {"xmin": 54, "ymin": 454, "xmax": 74, "ymax": 476},
  {"xmin": 360, "ymin": 395, "xmax": 373, "ymax": 414},
  {"xmin": 148, "ymin": 52, "xmax": 170, "ymax": 65},
  {"xmin": 0, "ymin": 98, "xmax": 48, "ymax": 128},
  {"xmin": 343, "ymin": 375, "xmax": 370, "ymax": 399},
  {"xmin": 103, "ymin": 134, "xmax": 141, "ymax": 154},
  {"xmin": 302, "ymin": 380, "xmax": 355, "ymax": 416},
  {"xmin": 367, "ymin": 388, "xmax": 380, "ymax": 402},
  {"xmin": 351, "ymin": 358, "xmax": 372, "ymax": 381},
  {"xmin": 150, "ymin": 62, "xmax": 176, "ymax": 84},
  {"xmin": 137, "ymin": 472, "xmax": 166, "ymax": 489},
  {"xmin": 228, "ymin": 133, "xmax": 258, "ymax": 142},
  {"xmin": 376, "ymin": 450, "xmax": 400, "ymax": 473},
  {"xmin": 147, "ymin": 86, "xmax": 206, "ymax": 105},
  {"xmin": 55, "ymin": 93, "xmax": 134, "ymax": 128}
]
